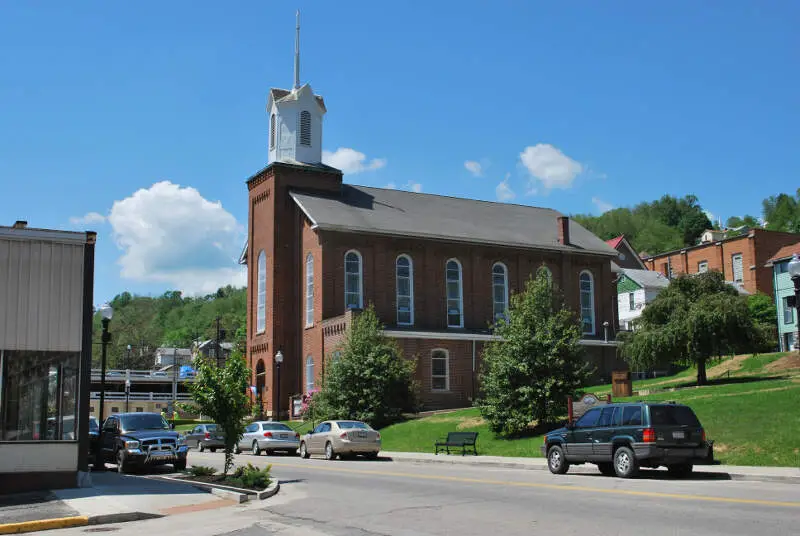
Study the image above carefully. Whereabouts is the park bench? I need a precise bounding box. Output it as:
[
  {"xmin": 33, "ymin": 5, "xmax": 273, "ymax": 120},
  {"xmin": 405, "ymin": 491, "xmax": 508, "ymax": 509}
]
[{"xmin": 434, "ymin": 431, "xmax": 478, "ymax": 456}]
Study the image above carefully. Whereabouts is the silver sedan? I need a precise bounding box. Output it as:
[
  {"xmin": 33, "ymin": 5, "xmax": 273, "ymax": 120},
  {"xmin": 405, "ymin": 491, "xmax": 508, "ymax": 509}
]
[
  {"xmin": 299, "ymin": 420, "xmax": 381, "ymax": 460},
  {"xmin": 235, "ymin": 421, "xmax": 300, "ymax": 456}
]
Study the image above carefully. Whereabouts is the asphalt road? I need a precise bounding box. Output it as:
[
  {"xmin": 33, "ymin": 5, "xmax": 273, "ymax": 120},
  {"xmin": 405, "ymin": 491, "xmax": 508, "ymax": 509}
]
[{"xmin": 51, "ymin": 450, "xmax": 800, "ymax": 536}]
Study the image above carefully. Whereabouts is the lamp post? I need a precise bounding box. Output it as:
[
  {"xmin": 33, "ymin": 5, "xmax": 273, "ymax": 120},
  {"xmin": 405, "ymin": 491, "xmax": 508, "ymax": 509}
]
[
  {"xmin": 274, "ymin": 350, "xmax": 284, "ymax": 421},
  {"xmin": 125, "ymin": 378, "xmax": 131, "ymax": 413},
  {"xmin": 97, "ymin": 303, "xmax": 113, "ymax": 471},
  {"xmin": 788, "ymin": 254, "xmax": 800, "ymax": 352}
]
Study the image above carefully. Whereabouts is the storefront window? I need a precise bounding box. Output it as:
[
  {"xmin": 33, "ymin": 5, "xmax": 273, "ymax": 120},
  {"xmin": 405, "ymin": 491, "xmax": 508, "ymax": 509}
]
[{"xmin": 0, "ymin": 351, "xmax": 80, "ymax": 441}]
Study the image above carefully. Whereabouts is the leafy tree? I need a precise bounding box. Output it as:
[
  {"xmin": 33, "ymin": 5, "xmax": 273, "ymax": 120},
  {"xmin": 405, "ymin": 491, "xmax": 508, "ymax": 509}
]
[
  {"xmin": 762, "ymin": 189, "xmax": 800, "ymax": 233},
  {"xmin": 747, "ymin": 293, "xmax": 776, "ymax": 326},
  {"xmin": 309, "ymin": 305, "xmax": 417, "ymax": 429},
  {"xmin": 726, "ymin": 215, "xmax": 760, "ymax": 229},
  {"xmin": 185, "ymin": 352, "xmax": 251, "ymax": 475},
  {"xmin": 619, "ymin": 272, "xmax": 761, "ymax": 386},
  {"xmin": 478, "ymin": 270, "xmax": 592, "ymax": 436}
]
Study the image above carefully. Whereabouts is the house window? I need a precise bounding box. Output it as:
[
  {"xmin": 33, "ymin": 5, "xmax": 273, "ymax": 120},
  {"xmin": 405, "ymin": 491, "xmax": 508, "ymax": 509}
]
[
  {"xmin": 344, "ymin": 250, "xmax": 363, "ymax": 309},
  {"xmin": 698, "ymin": 261, "xmax": 708, "ymax": 273},
  {"xmin": 431, "ymin": 349, "xmax": 449, "ymax": 391},
  {"xmin": 257, "ymin": 251, "xmax": 267, "ymax": 334},
  {"xmin": 783, "ymin": 297, "xmax": 794, "ymax": 325},
  {"xmin": 628, "ymin": 292, "xmax": 635, "ymax": 311},
  {"xmin": 299, "ymin": 111, "xmax": 311, "ymax": 146},
  {"xmin": 538, "ymin": 265, "xmax": 553, "ymax": 285},
  {"xmin": 331, "ymin": 351, "xmax": 342, "ymax": 362},
  {"xmin": 446, "ymin": 259, "xmax": 464, "ymax": 328},
  {"xmin": 492, "ymin": 263, "xmax": 508, "ymax": 321},
  {"xmin": 305, "ymin": 253, "xmax": 314, "ymax": 327},
  {"xmin": 396, "ymin": 255, "xmax": 414, "ymax": 325},
  {"xmin": 580, "ymin": 271, "xmax": 595, "ymax": 335},
  {"xmin": 270, "ymin": 114, "xmax": 276, "ymax": 148},
  {"xmin": 136, "ymin": 407, "xmax": 144, "ymax": 413},
  {"xmin": 776, "ymin": 261, "xmax": 788, "ymax": 274},
  {"xmin": 732, "ymin": 254, "xmax": 744, "ymax": 283},
  {"xmin": 111, "ymin": 407, "xmax": 119, "ymax": 414},
  {"xmin": 305, "ymin": 356, "xmax": 315, "ymax": 393}
]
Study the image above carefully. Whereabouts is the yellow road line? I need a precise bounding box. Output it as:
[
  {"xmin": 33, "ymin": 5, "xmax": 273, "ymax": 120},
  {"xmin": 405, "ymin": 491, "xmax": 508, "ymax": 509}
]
[
  {"xmin": 267, "ymin": 461, "xmax": 800, "ymax": 509},
  {"xmin": 0, "ymin": 516, "xmax": 89, "ymax": 535}
]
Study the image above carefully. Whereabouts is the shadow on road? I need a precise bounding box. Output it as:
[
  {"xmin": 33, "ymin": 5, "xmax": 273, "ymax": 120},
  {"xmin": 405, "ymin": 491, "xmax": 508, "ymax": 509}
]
[{"xmin": 573, "ymin": 469, "xmax": 732, "ymax": 482}]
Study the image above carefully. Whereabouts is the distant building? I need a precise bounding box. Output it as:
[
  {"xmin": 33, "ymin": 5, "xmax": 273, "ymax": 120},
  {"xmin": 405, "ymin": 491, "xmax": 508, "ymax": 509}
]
[
  {"xmin": 195, "ymin": 340, "xmax": 234, "ymax": 363},
  {"xmin": 766, "ymin": 242, "xmax": 800, "ymax": 352},
  {"xmin": 605, "ymin": 236, "xmax": 646, "ymax": 270},
  {"xmin": 154, "ymin": 347, "xmax": 193, "ymax": 367},
  {"xmin": 616, "ymin": 269, "xmax": 670, "ymax": 330}
]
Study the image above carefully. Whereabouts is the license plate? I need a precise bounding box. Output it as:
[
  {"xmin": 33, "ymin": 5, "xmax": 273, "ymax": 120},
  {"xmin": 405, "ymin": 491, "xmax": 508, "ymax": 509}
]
[
  {"xmin": 672, "ymin": 431, "xmax": 685, "ymax": 439},
  {"xmin": 280, "ymin": 434, "xmax": 287, "ymax": 439},
  {"xmin": 358, "ymin": 431, "xmax": 367, "ymax": 438},
  {"xmin": 151, "ymin": 451, "xmax": 172, "ymax": 458},
  {"xmin": 216, "ymin": 436, "xmax": 224, "ymax": 440}
]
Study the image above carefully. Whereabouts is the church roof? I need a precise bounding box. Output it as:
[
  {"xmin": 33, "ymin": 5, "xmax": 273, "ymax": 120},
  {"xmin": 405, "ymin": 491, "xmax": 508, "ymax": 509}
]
[
  {"xmin": 269, "ymin": 87, "xmax": 326, "ymax": 112},
  {"xmin": 290, "ymin": 185, "xmax": 618, "ymax": 256}
]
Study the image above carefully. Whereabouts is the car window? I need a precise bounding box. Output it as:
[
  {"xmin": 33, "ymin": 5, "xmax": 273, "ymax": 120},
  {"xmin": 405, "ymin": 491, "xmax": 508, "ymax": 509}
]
[
  {"xmin": 596, "ymin": 407, "xmax": 618, "ymax": 427},
  {"xmin": 103, "ymin": 418, "xmax": 116, "ymax": 431},
  {"xmin": 313, "ymin": 423, "xmax": 326, "ymax": 434},
  {"xmin": 206, "ymin": 424, "xmax": 217, "ymax": 432},
  {"xmin": 574, "ymin": 408, "xmax": 601, "ymax": 428},
  {"xmin": 262, "ymin": 423, "xmax": 292, "ymax": 431},
  {"xmin": 245, "ymin": 423, "xmax": 258, "ymax": 433},
  {"xmin": 320, "ymin": 423, "xmax": 332, "ymax": 433},
  {"xmin": 192, "ymin": 426, "xmax": 202, "ymax": 434},
  {"xmin": 649, "ymin": 405, "xmax": 700, "ymax": 427},
  {"xmin": 337, "ymin": 421, "xmax": 369, "ymax": 430},
  {"xmin": 621, "ymin": 406, "xmax": 643, "ymax": 426},
  {"xmin": 120, "ymin": 413, "xmax": 169, "ymax": 432},
  {"xmin": 89, "ymin": 418, "xmax": 99, "ymax": 433}
]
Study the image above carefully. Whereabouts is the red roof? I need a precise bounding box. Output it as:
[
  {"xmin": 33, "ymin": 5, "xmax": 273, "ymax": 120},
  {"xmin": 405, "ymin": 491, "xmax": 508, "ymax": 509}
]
[
  {"xmin": 605, "ymin": 235, "xmax": 625, "ymax": 249},
  {"xmin": 767, "ymin": 241, "xmax": 800, "ymax": 264}
]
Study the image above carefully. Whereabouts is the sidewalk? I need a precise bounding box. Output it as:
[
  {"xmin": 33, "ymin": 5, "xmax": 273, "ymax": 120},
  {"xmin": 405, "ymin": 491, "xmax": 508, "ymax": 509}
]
[
  {"xmin": 382, "ymin": 451, "xmax": 800, "ymax": 484},
  {"xmin": 0, "ymin": 471, "xmax": 236, "ymax": 534}
]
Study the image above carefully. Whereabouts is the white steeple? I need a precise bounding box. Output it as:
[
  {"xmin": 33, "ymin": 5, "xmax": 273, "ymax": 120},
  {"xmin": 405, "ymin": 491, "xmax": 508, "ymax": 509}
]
[{"xmin": 267, "ymin": 10, "xmax": 326, "ymax": 165}]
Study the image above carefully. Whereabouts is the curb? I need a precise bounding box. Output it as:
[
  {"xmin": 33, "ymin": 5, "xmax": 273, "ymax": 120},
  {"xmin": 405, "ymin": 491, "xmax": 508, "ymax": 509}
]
[
  {"xmin": 156, "ymin": 474, "xmax": 280, "ymax": 503},
  {"xmin": 0, "ymin": 516, "xmax": 89, "ymax": 535},
  {"xmin": 387, "ymin": 455, "xmax": 800, "ymax": 485},
  {"xmin": 88, "ymin": 512, "xmax": 164, "ymax": 525}
]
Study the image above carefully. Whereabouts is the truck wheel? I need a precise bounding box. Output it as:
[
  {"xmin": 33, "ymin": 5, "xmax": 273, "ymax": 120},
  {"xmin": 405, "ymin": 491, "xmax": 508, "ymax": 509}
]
[
  {"xmin": 613, "ymin": 446, "xmax": 639, "ymax": 478},
  {"xmin": 547, "ymin": 445, "xmax": 569, "ymax": 475},
  {"xmin": 174, "ymin": 459, "xmax": 187, "ymax": 471}
]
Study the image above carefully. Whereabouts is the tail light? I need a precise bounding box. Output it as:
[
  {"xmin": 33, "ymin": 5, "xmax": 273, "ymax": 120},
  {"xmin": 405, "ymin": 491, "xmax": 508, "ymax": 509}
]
[
  {"xmin": 642, "ymin": 428, "xmax": 656, "ymax": 443},
  {"xmin": 204, "ymin": 432, "xmax": 210, "ymax": 440},
  {"xmin": 263, "ymin": 431, "xmax": 273, "ymax": 438},
  {"xmin": 340, "ymin": 432, "xmax": 348, "ymax": 439},
  {"xmin": 376, "ymin": 432, "xmax": 381, "ymax": 440},
  {"xmin": 295, "ymin": 432, "xmax": 300, "ymax": 439},
  {"xmin": 701, "ymin": 428, "xmax": 706, "ymax": 443}
]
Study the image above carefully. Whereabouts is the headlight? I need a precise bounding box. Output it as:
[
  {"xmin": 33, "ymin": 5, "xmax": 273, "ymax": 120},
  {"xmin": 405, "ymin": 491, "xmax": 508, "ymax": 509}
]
[
  {"xmin": 177, "ymin": 437, "xmax": 186, "ymax": 446},
  {"xmin": 124, "ymin": 440, "xmax": 140, "ymax": 449}
]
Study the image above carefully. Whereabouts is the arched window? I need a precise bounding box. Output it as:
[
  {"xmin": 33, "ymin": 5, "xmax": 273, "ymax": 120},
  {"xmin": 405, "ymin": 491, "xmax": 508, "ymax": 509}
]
[
  {"xmin": 305, "ymin": 356, "xmax": 315, "ymax": 393},
  {"xmin": 431, "ymin": 349, "xmax": 449, "ymax": 391},
  {"xmin": 344, "ymin": 250, "xmax": 363, "ymax": 309},
  {"xmin": 396, "ymin": 255, "xmax": 414, "ymax": 325},
  {"xmin": 305, "ymin": 253, "xmax": 314, "ymax": 327},
  {"xmin": 299, "ymin": 110, "xmax": 311, "ymax": 146},
  {"xmin": 492, "ymin": 262, "xmax": 508, "ymax": 321},
  {"xmin": 446, "ymin": 259, "xmax": 463, "ymax": 328},
  {"xmin": 580, "ymin": 270, "xmax": 595, "ymax": 335},
  {"xmin": 270, "ymin": 114, "xmax": 276, "ymax": 148},
  {"xmin": 256, "ymin": 251, "xmax": 266, "ymax": 333},
  {"xmin": 538, "ymin": 265, "xmax": 553, "ymax": 286}
]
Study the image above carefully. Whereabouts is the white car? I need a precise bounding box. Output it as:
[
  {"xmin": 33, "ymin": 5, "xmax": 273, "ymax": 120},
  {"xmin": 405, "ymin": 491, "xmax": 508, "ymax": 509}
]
[{"xmin": 235, "ymin": 421, "xmax": 300, "ymax": 455}]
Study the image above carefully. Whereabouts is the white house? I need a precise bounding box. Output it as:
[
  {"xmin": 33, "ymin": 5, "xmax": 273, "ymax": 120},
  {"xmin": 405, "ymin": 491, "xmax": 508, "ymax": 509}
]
[{"xmin": 617, "ymin": 268, "xmax": 670, "ymax": 330}]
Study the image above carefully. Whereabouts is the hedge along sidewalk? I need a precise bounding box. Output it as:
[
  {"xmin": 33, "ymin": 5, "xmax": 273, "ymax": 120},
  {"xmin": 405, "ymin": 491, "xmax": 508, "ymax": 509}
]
[{"xmin": 381, "ymin": 451, "xmax": 800, "ymax": 485}]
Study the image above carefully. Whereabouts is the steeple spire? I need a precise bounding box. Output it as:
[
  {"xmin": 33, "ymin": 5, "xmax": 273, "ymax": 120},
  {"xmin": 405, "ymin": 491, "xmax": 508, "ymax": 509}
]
[{"xmin": 294, "ymin": 10, "xmax": 301, "ymax": 90}]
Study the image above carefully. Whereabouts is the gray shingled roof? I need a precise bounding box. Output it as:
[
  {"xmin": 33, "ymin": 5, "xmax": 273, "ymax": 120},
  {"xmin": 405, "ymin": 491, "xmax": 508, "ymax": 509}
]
[
  {"xmin": 621, "ymin": 268, "xmax": 670, "ymax": 289},
  {"xmin": 290, "ymin": 185, "xmax": 617, "ymax": 256},
  {"xmin": 270, "ymin": 87, "xmax": 326, "ymax": 111}
]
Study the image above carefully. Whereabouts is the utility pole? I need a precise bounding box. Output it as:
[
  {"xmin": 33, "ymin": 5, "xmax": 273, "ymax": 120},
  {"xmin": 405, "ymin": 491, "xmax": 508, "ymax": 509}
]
[
  {"xmin": 172, "ymin": 347, "xmax": 178, "ymax": 415},
  {"xmin": 215, "ymin": 316, "xmax": 222, "ymax": 368}
]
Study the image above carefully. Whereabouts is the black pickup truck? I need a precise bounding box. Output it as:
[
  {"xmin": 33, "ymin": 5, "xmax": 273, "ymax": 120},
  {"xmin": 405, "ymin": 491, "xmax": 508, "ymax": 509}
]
[{"xmin": 99, "ymin": 412, "xmax": 188, "ymax": 473}]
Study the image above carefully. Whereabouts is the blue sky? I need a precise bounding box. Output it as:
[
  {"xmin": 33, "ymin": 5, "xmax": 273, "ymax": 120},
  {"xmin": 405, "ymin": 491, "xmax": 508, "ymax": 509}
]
[{"xmin": 2, "ymin": 1, "xmax": 798, "ymax": 303}]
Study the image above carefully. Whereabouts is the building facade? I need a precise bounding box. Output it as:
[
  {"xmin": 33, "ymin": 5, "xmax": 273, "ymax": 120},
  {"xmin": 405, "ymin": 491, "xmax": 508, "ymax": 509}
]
[
  {"xmin": 642, "ymin": 229, "xmax": 800, "ymax": 297},
  {"xmin": 766, "ymin": 243, "xmax": 800, "ymax": 352},
  {"xmin": 616, "ymin": 268, "xmax": 670, "ymax": 331},
  {"xmin": 606, "ymin": 235, "xmax": 646, "ymax": 270},
  {"xmin": 0, "ymin": 222, "xmax": 96, "ymax": 492}
]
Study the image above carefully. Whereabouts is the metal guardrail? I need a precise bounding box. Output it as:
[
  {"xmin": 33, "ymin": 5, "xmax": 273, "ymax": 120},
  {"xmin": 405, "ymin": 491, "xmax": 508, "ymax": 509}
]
[{"xmin": 89, "ymin": 392, "xmax": 192, "ymax": 401}]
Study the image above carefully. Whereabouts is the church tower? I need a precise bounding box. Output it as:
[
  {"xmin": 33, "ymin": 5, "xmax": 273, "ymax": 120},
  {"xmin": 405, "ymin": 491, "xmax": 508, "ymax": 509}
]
[{"xmin": 267, "ymin": 11, "xmax": 327, "ymax": 165}]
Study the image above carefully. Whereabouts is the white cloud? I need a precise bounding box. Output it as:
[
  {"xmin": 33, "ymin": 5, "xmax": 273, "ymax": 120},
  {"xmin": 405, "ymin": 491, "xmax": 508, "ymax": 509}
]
[
  {"xmin": 464, "ymin": 160, "xmax": 483, "ymax": 177},
  {"xmin": 322, "ymin": 148, "xmax": 386, "ymax": 174},
  {"xmin": 592, "ymin": 197, "xmax": 614, "ymax": 214},
  {"xmin": 108, "ymin": 181, "xmax": 245, "ymax": 295},
  {"xmin": 520, "ymin": 144, "xmax": 583, "ymax": 191},
  {"xmin": 704, "ymin": 210, "xmax": 716, "ymax": 224},
  {"xmin": 405, "ymin": 181, "xmax": 422, "ymax": 193},
  {"xmin": 385, "ymin": 182, "xmax": 397, "ymax": 190},
  {"xmin": 69, "ymin": 212, "xmax": 107, "ymax": 225},
  {"xmin": 496, "ymin": 176, "xmax": 516, "ymax": 202}
]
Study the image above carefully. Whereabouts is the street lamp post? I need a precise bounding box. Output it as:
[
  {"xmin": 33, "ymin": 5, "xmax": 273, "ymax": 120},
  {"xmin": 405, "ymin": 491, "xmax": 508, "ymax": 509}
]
[
  {"xmin": 97, "ymin": 303, "xmax": 113, "ymax": 471},
  {"xmin": 274, "ymin": 351, "xmax": 284, "ymax": 421},
  {"xmin": 788, "ymin": 254, "xmax": 800, "ymax": 352},
  {"xmin": 125, "ymin": 378, "xmax": 131, "ymax": 413}
]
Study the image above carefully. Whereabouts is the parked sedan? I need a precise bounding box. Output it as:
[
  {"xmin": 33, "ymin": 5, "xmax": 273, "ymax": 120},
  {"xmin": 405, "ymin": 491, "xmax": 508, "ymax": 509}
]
[
  {"xmin": 184, "ymin": 423, "xmax": 225, "ymax": 452},
  {"xmin": 299, "ymin": 420, "xmax": 381, "ymax": 461},
  {"xmin": 235, "ymin": 421, "xmax": 300, "ymax": 456}
]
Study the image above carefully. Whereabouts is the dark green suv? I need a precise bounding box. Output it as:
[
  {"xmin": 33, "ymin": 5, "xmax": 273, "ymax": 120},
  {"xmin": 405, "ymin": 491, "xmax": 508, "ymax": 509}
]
[{"xmin": 541, "ymin": 402, "xmax": 714, "ymax": 478}]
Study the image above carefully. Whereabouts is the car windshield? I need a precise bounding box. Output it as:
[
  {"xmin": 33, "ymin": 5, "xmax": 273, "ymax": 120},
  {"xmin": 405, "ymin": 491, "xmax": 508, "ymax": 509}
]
[
  {"xmin": 338, "ymin": 421, "xmax": 369, "ymax": 430},
  {"xmin": 649, "ymin": 405, "xmax": 701, "ymax": 427},
  {"xmin": 206, "ymin": 424, "xmax": 217, "ymax": 432},
  {"xmin": 262, "ymin": 423, "xmax": 292, "ymax": 431},
  {"xmin": 120, "ymin": 414, "xmax": 170, "ymax": 432}
]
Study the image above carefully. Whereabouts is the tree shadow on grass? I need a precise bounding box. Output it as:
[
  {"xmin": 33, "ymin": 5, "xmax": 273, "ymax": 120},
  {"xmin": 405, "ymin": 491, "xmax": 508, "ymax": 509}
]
[{"xmin": 665, "ymin": 374, "xmax": 789, "ymax": 390}]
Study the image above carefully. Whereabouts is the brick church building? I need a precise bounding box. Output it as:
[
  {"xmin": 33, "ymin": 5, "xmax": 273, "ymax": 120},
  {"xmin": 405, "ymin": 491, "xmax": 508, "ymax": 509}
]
[{"xmin": 241, "ymin": 22, "xmax": 622, "ymax": 417}]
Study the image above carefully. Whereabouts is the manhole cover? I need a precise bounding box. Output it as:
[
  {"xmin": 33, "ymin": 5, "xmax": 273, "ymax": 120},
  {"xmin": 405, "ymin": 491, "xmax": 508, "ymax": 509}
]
[{"xmin": 83, "ymin": 528, "xmax": 120, "ymax": 533}]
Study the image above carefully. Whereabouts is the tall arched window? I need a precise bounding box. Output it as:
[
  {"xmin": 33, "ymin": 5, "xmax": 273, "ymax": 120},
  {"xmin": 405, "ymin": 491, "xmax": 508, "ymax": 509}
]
[
  {"xmin": 396, "ymin": 254, "xmax": 414, "ymax": 325},
  {"xmin": 538, "ymin": 265, "xmax": 553, "ymax": 286},
  {"xmin": 492, "ymin": 263, "xmax": 508, "ymax": 321},
  {"xmin": 446, "ymin": 259, "xmax": 463, "ymax": 328},
  {"xmin": 580, "ymin": 270, "xmax": 595, "ymax": 335},
  {"xmin": 299, "ymin": 110, "xmax": 311, "ymax": 146},
  {"xmin": 256, "ymin": 251, "xmax": 266, "ymax": 333},
  {"xmin": 270, "ymin": 114, "xmax": 276, "ymax": 148},
  {"xmin": 305, "ymin": 253, "xmax": 314, "ymax": 327},
  {"xmin": 344, "ymin": 250, "xmax": 363, "ymax": 309},
  {"xmin": 305, "ymin": 356, "xmax": 315, "ymax": 393}
]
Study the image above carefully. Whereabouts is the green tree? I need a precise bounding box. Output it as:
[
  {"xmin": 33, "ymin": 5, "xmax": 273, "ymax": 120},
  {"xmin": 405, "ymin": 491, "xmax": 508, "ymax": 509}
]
[
  {"xmin": 185, "ymin": 352, "xmax": 251, "ymax": 475},
  {"xmin": 747, "ymin": 293, "xmax": 776, "ymax": 326},
  {"xmin": 478, "ymin": 270, "xmax": 592, "ymax": 437},
  {"xmin": 620, "ymin": 272, "xmax": 760, "ymax": 386},
  {"xmin": 309, "ymin": 306, "xmax": 417, "ymax": 429},
  {"xmin": 762, "ymin": 189, "xmax": 800, "ymax": 233}
]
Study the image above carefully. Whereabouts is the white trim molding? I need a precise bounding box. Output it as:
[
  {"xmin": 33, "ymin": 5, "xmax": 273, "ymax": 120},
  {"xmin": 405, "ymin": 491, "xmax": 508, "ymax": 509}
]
[{"xmin": 382, "ymin": 329, "xmax": 618, "ymax": 346}]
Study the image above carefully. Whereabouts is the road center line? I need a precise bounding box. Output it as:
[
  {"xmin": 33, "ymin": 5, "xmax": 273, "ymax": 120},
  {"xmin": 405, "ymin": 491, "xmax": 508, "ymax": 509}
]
[{"xmin": 266, "ymin": 461, "xmax": 800, "ymax": 509}]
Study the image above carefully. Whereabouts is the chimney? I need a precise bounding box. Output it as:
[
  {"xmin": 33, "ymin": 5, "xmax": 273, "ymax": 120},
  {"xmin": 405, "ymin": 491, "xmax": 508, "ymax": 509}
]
[
  {"xmin": 12, "ymin": 220, "xmax": 27, "ymax": 229},
  {"xmin": 557, "ymin": 216, "xmax": 570, "ymax": 245}
]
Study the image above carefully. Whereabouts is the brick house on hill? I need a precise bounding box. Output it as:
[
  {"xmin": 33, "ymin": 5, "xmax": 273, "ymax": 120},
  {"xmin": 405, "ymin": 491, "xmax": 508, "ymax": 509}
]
[
  {"xmin": 240, "ymin": 26, "xmax": 623, "ymax": 416},
  {"xmin": 606, "ymin": 235, "xmax": 647, "ymax": 270}
]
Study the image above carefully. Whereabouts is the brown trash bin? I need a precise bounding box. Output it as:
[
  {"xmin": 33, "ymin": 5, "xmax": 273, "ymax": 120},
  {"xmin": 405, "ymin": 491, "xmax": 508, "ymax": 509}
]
[{"xmin": 612, "ymin": 370, "xmax": 632, "ymax": 398}]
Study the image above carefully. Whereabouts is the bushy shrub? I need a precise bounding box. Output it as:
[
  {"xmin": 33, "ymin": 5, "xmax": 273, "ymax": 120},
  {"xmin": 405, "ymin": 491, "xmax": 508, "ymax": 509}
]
[
  {"xmin": 188, "ymin": 465, "xmax": 216, "ymax": 477},
  {"xmin": 230, "ymin": 463, "xmax": 272, "ymax": 490}
]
